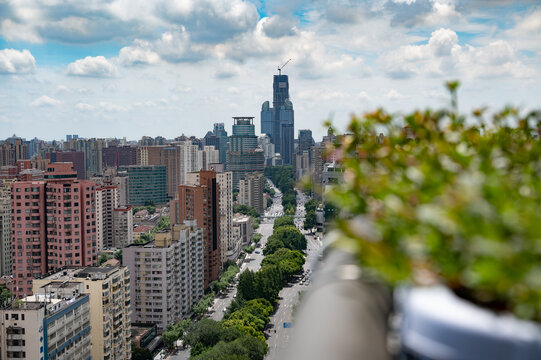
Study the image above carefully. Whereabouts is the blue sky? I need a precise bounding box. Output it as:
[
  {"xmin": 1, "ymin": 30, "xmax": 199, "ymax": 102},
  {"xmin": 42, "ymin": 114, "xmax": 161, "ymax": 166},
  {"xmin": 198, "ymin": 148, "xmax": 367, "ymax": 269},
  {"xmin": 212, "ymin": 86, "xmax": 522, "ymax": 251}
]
[{"xmin": 1, "ymin": 0, "xmax": 540, "ymax": 141}]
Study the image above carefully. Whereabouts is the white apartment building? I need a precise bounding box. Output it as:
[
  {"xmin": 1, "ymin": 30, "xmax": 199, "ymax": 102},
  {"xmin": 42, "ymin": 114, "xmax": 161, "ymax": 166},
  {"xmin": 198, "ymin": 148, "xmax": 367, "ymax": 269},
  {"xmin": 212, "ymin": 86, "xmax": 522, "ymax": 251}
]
[
  {"xmin": 123, "ymin": 221, "xmax": 204, "ymax": 332},
  {"xmin": 33, "ymin": 265, "xmax": 132, "ymax": 360},
  {"xmin": 0, "ymin": 282, "xmax": 91, "ymax": 360}
]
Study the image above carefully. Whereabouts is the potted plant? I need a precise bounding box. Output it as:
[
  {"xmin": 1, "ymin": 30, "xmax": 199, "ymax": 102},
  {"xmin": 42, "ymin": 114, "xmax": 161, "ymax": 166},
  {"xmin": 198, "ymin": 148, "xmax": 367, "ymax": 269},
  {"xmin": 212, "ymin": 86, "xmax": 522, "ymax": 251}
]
[{"xmin": 326, "ymin": 82, "xmax": 541, "ymax": 359}]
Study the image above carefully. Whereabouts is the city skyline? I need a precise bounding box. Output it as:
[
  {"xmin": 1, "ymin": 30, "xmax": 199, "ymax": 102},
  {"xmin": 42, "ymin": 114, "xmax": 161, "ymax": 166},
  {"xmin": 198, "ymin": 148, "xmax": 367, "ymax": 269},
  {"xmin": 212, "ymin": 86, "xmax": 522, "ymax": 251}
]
[{"xmin": 1, "ymin": 1, "xmax": 540, "ymax": 141}]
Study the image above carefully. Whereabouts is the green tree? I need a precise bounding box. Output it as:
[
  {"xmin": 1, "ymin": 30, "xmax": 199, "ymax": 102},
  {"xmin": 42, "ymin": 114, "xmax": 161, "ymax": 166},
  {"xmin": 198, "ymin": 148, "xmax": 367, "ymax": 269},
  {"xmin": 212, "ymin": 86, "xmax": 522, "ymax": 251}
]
[
  {"xmin": 98, "ymin": 253, "xmax": 113, "ymax": 265},
  {"xmin": 192, "ymin": 292, "xmax": 215, "ymax": 317},
  {"xmin": 0, "ymin": 286, "xmax": 12, "ymax": 306},
  {"xmin": 269, "ymin": 226, "xmax": 306, "ymax": 252},
  {"xmin": 252, "ymin": 233, "xmax": 262, "ymax": 244},
  {"xmin": 304, "ymin": 211, "xmax": 317, "ymax": 230},
  {"xmin": 131, "ymin": 343, "xmax": 152, "ymax": 360},
  {"xmin": 273, "ymin": 216, "xmax": 294, "ymax": 230},
  {"xmin": 233, "ymin": 204, "xmax": 260, "ymax": 218},
  {"xmin": 184, "ymin": 318, "xmax": 224, "ymax": 352},
  {"xmin": 136, "ymin": 233, "xmax": 153, "ymax": 244},
  {"xmin": 304, "ymin": 198, "xmax": 319, "ymax": 214},
  {"xmin": 262, "ymin": 238, "xmax": 285, "ymax": 256},
  {"xmin": 162, "ymin": 318, "xmax": 192, "ymax": 348},
  {"xmin": 237, "ymin": 271, "xmax": 257, "ymax": 300},
  {"xmin": 262, "ymin": 248, "xmax": 305, "ymax": 280},
  {"xmin": 155, "ymin": 216, "xmax": 170, "ymax": 231},
  {"xmin": 114, "ymin": 249, "xmax": 123, "ymax": 262}
]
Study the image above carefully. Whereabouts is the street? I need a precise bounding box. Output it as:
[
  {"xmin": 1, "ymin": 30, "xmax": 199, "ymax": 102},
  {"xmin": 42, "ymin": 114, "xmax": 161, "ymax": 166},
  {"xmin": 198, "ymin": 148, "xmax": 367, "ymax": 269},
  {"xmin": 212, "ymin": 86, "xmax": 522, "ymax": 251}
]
[
  {"xmin": 167, "ymin": 183, "xmax": 324, "ymax": 360},
  {"xmin": 264, "ymin": 190, "xmax": 322, "ymax": 360}
]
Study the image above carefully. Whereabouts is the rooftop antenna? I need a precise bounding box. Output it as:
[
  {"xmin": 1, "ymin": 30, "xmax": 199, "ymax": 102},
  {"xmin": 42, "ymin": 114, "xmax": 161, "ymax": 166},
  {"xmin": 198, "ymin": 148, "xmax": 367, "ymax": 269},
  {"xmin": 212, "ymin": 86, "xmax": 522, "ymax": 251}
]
[{"xmin": 278, "ymin": 58, "xmax": 292, "ymax": 76}]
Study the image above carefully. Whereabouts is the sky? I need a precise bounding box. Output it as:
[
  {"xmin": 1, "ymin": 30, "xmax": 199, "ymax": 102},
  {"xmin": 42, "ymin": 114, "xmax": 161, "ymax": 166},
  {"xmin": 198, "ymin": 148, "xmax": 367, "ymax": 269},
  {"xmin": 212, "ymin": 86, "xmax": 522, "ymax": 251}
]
[{"xmin": 0, "ymin": 0, "xmax": 540, "ymax": 142}]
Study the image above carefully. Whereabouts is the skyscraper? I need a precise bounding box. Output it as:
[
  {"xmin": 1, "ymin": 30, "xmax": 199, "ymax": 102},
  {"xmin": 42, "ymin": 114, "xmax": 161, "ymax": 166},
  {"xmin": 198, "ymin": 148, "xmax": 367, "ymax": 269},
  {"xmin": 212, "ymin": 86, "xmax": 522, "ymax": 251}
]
[
  {"xmin": 170, "ymin": 170, "xmax": 221, "ymax": 287},
  {"xmin": 261, "ymin": 73, "xmax": 295, "ymax": 165},
  {"xmin": 227, "ymin": 117, "xmax": 265, "ymax": 189},
  {"xmin": 11, "ymin": 163, "xmax": 97, "ymax": 298}
]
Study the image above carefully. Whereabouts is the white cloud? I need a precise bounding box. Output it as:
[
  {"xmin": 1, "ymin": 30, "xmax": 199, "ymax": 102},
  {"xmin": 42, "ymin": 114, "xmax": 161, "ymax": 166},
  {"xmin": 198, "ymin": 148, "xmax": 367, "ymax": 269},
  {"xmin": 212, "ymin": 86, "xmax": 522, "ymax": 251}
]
[
  {"xmin": 0, "ymin": 19, "xmax": 42, "ymax": 43},
  {"xmin": 100, "ymin": 101, "xmax": 128, "ymax": 112},
  {"xmin": 214, "ymin": 63, "xmax": 242, "ymax": 78},
  {"xmin": 261, "ymin": 15, "xmax": 297, "ymax": 38},
  {"xmin": 55, "ymin": 85, "xmax": 71, "ymax": 94},
  {"xmin": 386, "ymin": 89, "xmax": 407, "ymax": 101},
  {"xmin": 66, "ymin": 56, "xmax": 118, "ymax": 77},
  {"xmin": 133, "ymin": 101, "xmax": 157, "ymax": 108},
  {"xmin": 381, "ymin": 28, "xmax": 535, "ymax": 79},
  {"xmin": 358, "ymin": 91, "xmax": 372, "ymax": 101},
  {"xmin": 0, "ymin": 49, "xmax": 36, "ymax": 74},
  {"xmin": 118, "ymin": 40, "xmax": 160, "ymax": 66},
  {"xmin": 75, "ymin": 102, "xmax": 95, "ymax": 111},
  {"xmin": 31, "ymin": 95, "xmax": 62, "ymax": 107}
]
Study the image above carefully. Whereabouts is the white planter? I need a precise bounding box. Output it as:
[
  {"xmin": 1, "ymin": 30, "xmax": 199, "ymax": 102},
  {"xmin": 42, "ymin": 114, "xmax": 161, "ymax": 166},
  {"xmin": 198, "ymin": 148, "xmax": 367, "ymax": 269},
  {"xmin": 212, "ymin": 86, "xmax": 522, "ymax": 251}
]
[{"xmin": 396, "ymin": 286, "xmax": 541, "ymax": 360}]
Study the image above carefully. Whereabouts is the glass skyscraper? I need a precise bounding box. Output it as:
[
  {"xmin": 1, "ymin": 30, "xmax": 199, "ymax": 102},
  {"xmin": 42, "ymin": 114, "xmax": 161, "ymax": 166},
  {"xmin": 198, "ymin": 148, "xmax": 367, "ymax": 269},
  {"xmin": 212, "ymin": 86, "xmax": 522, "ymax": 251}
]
[
  {"xmin": 226, "ymin": 117, "xmax": 265, "ymax": 189},
  {"xmin": 260, "ymin": 74, "xmax": 295, "ymax": 165}
]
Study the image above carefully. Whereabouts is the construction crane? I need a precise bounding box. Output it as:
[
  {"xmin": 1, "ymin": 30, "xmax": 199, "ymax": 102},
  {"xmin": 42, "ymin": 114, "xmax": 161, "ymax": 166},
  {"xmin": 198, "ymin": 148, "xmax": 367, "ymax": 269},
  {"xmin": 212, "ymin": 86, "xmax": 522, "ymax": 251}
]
[{"xmin": 278, "ymin": 58, "xmax": 292, "ymax": 76}]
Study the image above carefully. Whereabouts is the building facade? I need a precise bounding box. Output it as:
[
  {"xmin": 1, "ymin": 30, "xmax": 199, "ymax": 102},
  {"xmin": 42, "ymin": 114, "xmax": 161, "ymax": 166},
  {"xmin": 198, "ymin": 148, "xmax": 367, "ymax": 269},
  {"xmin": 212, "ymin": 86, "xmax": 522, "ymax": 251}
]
[
  {"xmin": 260, "ymin": 74, "xmax": 295, "ymax": 165},
  {"xmin": 113, "ymin": 206, "xmax": 133, "ymax": 248},
  {"xmin": 188, "ymin": 168, "xmax": 233, "ymax": 265},
  {"xmin": 238, "ymin": 172, "xmax": 265, "ymax": 215},
  {"xmin": 118, "ymin": 165, "xmax": 167, "ymax": 205},
  {"xmin": 48, "ymin": 151, "xmax": 86, "ymax": 179},
  {"xmin": 0, "ymin": 282, "xmax": 91, "ymax": 360},
  {"xmin": 102, "ymin": 146, "xmax": 137, "ymax": 168},
  {"xmin": 226, "ymin": 117, "xmax": 265, "ymax": 189},
  {"xmin": 11, "ymin": 163, "xmax": 97, "ymax": 298},
  {"xmin": 170, "ymin": 170, "xmax": 221, "ymax": 287},
  {"xmin": 0, "ymin": 179, "xmax": 13, "ymax": 275},
  {"xmin": 33, "ymin": 265, "xmax": 132, "ymax": 360},
  {"xmin": 123, "ymin": 221, "xmax": 204, "ymax": 332},
  {"xmin": 96, "ymin": 186, "xmax": 119, "ymax": 251}
]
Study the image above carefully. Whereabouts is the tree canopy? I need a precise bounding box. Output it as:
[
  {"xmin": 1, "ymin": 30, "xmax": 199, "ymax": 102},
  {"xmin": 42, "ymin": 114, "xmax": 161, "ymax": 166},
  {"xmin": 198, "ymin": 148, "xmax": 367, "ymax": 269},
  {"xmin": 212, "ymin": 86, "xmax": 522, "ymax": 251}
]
[{"xmin": 273, "ymin": 216, "xmax": 294, "ymax": 230}]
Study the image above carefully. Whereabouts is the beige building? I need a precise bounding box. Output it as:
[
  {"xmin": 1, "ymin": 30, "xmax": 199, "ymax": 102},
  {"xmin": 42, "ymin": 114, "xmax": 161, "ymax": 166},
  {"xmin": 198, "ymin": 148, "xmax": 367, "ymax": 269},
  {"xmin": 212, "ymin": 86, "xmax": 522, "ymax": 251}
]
[
  {"xmin": 0, "ymin": 282, "xmax": 91, "ymax": 360},
  {"xmin": 113, "ymin": 206, "xmax": 133, "ymax": 248},
  {"xmin": 123, "ymin": 221, "xmax": 204, "ymax": 332},
  {"xmin": 232, "ymin": 214, "xmax": 253, "ymax": 259},
  {"xmin": 33, "ymin": 265, "xmax": 132, "ymax": 360},
  {"xmin": 97, "ymin": 186, "xmax": 133, "ymax": 250},
  {"xmin": 197, "ymin": 146, "xmax": 220, "ymax": 171},
  {"xmin": 238, "ymin": 172, "xmax": 265, "ymax": 214},
  {"xmin": 96, "ymin": 185, "xmax": 119, "ymax": 251}
]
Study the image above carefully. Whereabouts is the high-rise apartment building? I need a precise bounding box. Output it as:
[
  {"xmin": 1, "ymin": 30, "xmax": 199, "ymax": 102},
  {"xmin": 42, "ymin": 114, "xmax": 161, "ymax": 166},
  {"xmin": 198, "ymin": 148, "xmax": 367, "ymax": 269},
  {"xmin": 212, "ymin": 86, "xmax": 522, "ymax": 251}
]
[
  {"xmin": 96, "ymin": 185, "xmax": 118, "ymax": 251},
  {"xmin": 34, "ymin": 265, "xmax": 132, "ymax": 360},
  {"xmin": 0, "ymin": 137, "xmax": 28, "ymax": 167},
  {"xmin": 258, "ymin": 135, "xmax": 275, "ymax": 166},
  {"xmin": 261, "ymin": 73, "xmax": 295, "ymax": 165},
  {"xmin": 170, "ymin": 170, "xmax": 221, "ymax": 287},
  {"xmin": 48, "ymin": 151, "xmax": 86, "ymax": 179},
  {"xmin": 227, "ymin": 117, "xmax": 265, "ymax": 189},
  {"xmin": 0, "ymin": 179, "xmax": 14, "ymax": 276},
  {"xmin": 213, "ymin": 123, "xmax": 229, "ymax": 164},
  {"xmin": 118, "ymin": 165, "xmax": 167, "ymax": 205},
  {"xmin": 123, "ymin": 221, "xmax": 204, "ymax": 331},
  {"xmin": 238, "ymin": 172, "xmax": 265, "ymax": 215},
  {"xmin": 197, "ymin": 146, "xmax": 219, "ymax": 171},
  {"xmin": 64, "ymin": 138, "xmax": 105, "ymax": 177},
  {"xmin": 113, "ymin": 206, "xmax": 133, "ymax": 248},
  {"xmin": 188, "ymin": 168, "xmax": 233, "ymax": 265},
  {"xmin": 0, "ymin": 282, "xmax": 91, "ymax": 360},
  {"xmin": 102, "ymin": 146, "xmax": 137, "ymax": 168},
  {"xmin": 113, "ymin": 172, "xmax": 129, "ymax": 206},
  {"xmin": 10, "ymin": 163, "xmax": 97, "ymax": 298}
]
